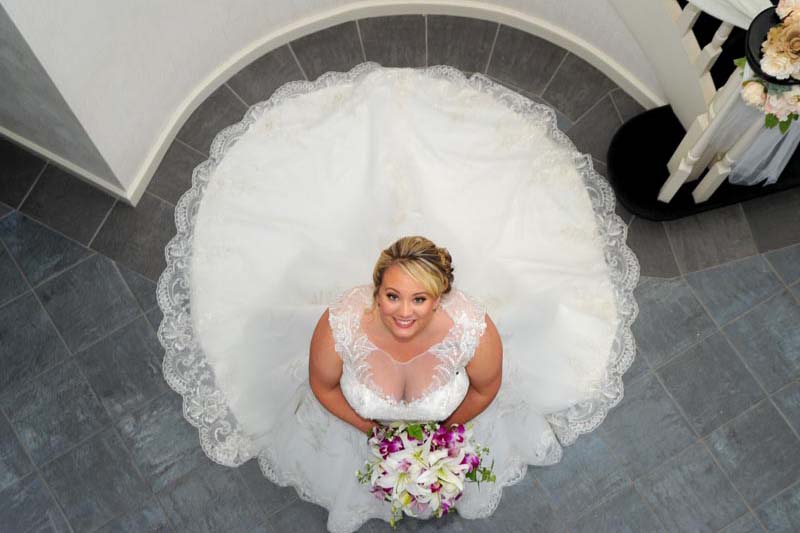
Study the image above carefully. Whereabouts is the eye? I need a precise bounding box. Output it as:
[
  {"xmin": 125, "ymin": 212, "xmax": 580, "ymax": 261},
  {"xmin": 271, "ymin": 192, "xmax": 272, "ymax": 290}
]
[
  {"xmin": 386, "ymin": 293, "xmax": 398, "ymax": 301},
  {"xmin": 414, "ymin": 297, "xmax": 427, "ymax": 304}
]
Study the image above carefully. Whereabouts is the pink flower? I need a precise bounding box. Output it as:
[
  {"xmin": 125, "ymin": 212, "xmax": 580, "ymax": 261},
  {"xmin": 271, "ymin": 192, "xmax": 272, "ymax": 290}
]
[
  {"xmin": 741, "ymin": 81, "xmax": 767, "ymax": 108},
  {"xmin": 378, "ymin": 436, "xmax": 404, "ymax": 458},
  {"xmin": 778, "ymin": 0, "xmax": 800, "ymax": 19}
]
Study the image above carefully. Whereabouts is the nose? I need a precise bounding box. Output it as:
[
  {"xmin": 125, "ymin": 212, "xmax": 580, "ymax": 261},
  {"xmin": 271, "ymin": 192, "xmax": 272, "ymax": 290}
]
[{"xmin": 400, "ymin": 300, "xmax": 411, "ymax": 316}]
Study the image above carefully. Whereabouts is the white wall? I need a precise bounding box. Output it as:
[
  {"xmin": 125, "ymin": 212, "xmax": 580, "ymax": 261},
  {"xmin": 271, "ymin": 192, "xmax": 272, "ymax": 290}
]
[
  {"xmin": 0, "ymin": 3, "xmax": 116, "ymax": 190},
  {"xmin": 0, "ymin": 1, "xmax": 663, "ymax": 204}
]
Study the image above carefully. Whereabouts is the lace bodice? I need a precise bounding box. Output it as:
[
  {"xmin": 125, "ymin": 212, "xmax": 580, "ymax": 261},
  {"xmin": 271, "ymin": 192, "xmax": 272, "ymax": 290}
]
[{"xmin": 329, "ymin": 285, "xmax": 487, "ymax": 422}]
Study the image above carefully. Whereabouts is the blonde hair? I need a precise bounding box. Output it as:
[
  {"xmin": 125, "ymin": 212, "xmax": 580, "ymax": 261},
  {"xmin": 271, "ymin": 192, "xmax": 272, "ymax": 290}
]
[{"xmin": 372, "ymin": 236, "xmax": 454, "ymax": 299}]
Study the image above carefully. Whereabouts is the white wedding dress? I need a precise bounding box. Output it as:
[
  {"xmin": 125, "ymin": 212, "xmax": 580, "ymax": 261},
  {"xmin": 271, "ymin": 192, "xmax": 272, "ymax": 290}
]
[{"xmin": 156, "ymin": 64, "xmax": 639, "ymax": 532}]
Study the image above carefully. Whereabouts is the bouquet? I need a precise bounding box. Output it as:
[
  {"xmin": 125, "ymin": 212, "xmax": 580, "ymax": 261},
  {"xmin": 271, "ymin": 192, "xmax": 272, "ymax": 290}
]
[
  {"xmin": 739, "ymin": 0, "xmax": 800, "ymax": 132},
  {"xmin": 356, "ymin": 422, "xmax": 495, "ymax": 527}
]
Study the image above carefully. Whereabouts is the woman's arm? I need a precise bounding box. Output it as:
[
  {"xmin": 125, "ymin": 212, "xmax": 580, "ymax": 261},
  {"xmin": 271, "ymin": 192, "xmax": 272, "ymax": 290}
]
[
  {"xmin": 442, "ymin": 315, "xmax": 503, "ymax": 426},
  {"xmin": 309, "ymin": 309, "xmax": 378, "ymax": 434}
]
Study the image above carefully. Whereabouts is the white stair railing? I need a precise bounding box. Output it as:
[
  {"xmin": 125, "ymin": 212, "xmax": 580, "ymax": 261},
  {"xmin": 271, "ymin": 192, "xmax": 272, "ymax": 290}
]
[{"xmin": 610, "ymin": 0, "xmax": 750, "ymax": 203}]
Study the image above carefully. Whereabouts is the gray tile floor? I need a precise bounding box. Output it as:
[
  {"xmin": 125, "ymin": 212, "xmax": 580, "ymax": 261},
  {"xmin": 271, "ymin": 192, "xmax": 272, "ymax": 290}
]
[{"xmin": 1, "ymin": 14, "xmax": 799, "ymax": 533}]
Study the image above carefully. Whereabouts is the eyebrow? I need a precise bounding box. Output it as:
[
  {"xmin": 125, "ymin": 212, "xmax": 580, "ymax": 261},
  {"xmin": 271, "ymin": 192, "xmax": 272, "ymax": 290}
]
[{"xmin": 384, "ymin": 287, "xmax": 428, "ymax": 296}]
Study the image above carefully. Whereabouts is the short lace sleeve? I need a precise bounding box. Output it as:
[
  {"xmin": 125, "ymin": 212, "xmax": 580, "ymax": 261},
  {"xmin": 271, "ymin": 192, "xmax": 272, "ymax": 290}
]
[
  {"xmin": 440, "ymin": 289, "xmax": 488, "ymax": 368},
  {"xmin": 327, "ymin": 285, "xmax": 372, "ymax": 364}
]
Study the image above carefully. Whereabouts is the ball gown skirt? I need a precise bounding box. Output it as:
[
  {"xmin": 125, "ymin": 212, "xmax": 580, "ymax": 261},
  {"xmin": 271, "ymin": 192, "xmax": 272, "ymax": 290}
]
[{"xmin": 155, "ymin": 64, "xmax": 639, "ymax": 533}]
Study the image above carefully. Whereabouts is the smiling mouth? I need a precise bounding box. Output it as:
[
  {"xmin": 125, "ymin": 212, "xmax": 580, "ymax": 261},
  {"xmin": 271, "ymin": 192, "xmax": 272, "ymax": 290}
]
[{"xmin": 393, "ymin": 317, "xmax": 415, "ymax": 329}]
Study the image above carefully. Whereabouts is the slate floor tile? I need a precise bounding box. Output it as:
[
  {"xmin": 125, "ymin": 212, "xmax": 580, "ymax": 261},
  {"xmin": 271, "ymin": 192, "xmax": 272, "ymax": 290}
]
[
  {"xmin": 0, "ymin": 202, "xmax": 9, "ymax": 219},
  {"xmin": 116, "ymin": 262, "xmax": 157, "ymax": 311},
  {"xmin": 597, "ymin": 374, "xmax": 695, "ymax": 478},
  {"xmin": 756, "ymin": 481, "xmax": 800, "ymax": 532},
  {"xmin": 359, "ymin": 16, "xmax": 425, "ymax": 68},
  {"xmin": 724, "ymin": 291, "xmax": 800, "ymax": 392},
  {"xmin": 708, "ymin": 401, "xmax": 800, "ymax": 506},
  {"xmin": 664, "ymin": 204, "xmax": 758, "ymax": 273},
  {"xmin": 766, "ymin": 243, "xmax": 800, "ymax": 285},
  {"xmin": 687, "ymin": 255, "xmax": 783, "ymax": 325},
  {"xmin": 0, "ymin": 212, "xmax": 91, "ymax": 286},
  {"xmin": 0, "ymin": 293, "xmax": 69, "ymax": 394},
  {"xmin": 157, "ymin": 460, "xmax": 267, "ymax": 532},
  {"xmin": 91, "ymin": 193, "xmax": 176, "ymax": 281},
  {"xmin": 116, "ymin": 392, "xmax": 206, "ymax": 493},
  {"xmin": 269, "ymin": 498, "xmax": 328, "ymax": 532},
  {"xmin": 743, "ymin": 188, "xmax": 800, "ymax": 252},
  {"xmin": 146, "ymin": 140, "xmax": 205, "ymax": 205},
  {"xmin": 573, "ymin": 486, "xmax": 665, "ymax": 533},
  {"xmin": 95, "ymin": 498, "xmax": 171, "ymax": 533},
  {"xmin": 0, "ymin": 359, "xmax": 110, "ymax": 464},
  {"xmin": 773, "ymin": 382, "xmax": 800, "ymax": 434},
  {"xmin": 565, "ymin": 96, "xmax": 622, "ymax": 164},
  {"xmin": 41, "ymin": 428, "xmax": 150, "ymax": 532},
  {"xmin": 0, "ymin": 474, "xmax": 70, "ymax": 532},
  {"xmin": 291, "ymin": 22, "xmax": 364, "ymax": 81},
  {"xmin": 534, "ymin": 434, "xmax": 628, "ymax": 513},
  {"xmin": 20, "ymin": 165, "xmax": 115, "ymax": 244},
  {"xmin": 625, "ymin": 219, "xmax": 680, "ymax": 278},
  {"xmin": 658, "ymin": 333, "xmax": 764, "ymax": 435},
  {"xmin": 147, "ymin": 306, "xmax": 164, "ymax": 331},
  {"xmin": 228, "ymin": 45, "xmax": 306, "ymax": 106},
  {"xmin": 0, "ymin": 247, "xmax": 26, "ymax": 306},
  {"xmin": 0, "ymin": 139, "xmax": 46, "ymax": 208},
  {"xmin": 624, "ymin": 350, "xmax": 651, "ymax": 383},
  {"xmin": 610, "ymin": 88, "xmax": 646, "ymax": 122},
  {"xmin": 632, "ymin": 277, "xmax": 716, "ymax": 368},
  {"xmin": 469, "ymin": 473, "xmax": 561, "ymax": 532},
  {"xmin": 634, "ymin": 442, "xmax": 746, "ymax": 531},
  {"xmin": 542, "ymin": 53, "xmax": 617, "ymax": 121},
  {"xmin": 720, "ymin": 512, "xmax": 764, "ymax": 533},
  {"xmin": 0, "ymin": 413, "xmax": 31, "ymax": 491},
  {"xmin": 427, "ymin": 16, "xmax": 497, "ymax": 73},
  {"xmin": 487, "ymin": 25, "xmax": 566, "ymax": 95},
  {"xmin": 176, "ymin": 84, "xmax": 247, "ymax": 155},
  {"xmin": 36, "ymin": 254, "xmax": 140, "ymax": 352},
  {"xmin": 239, "ymin": 459, "xmax": 297, "ymax": 516},
  {"xmin": 77, "ymin": 318, "xmax": 167, "ymax": 419}
]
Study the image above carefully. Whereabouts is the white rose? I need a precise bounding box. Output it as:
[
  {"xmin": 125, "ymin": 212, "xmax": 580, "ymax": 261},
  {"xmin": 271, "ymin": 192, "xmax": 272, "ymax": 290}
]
[
  {"xmin": 741, "ymin": 81, "xmax": 767, "ymax": 107},
  {"xmin": 765, "ymin": 93, "xmax": 794, "ymax": 120},
  {"xmin": 777, "ymin": 0, "xmax": 800, "ymax": 19},
  {"xmin": 761, "ymin": 52, "xmax": 795, "ymax": 79}
]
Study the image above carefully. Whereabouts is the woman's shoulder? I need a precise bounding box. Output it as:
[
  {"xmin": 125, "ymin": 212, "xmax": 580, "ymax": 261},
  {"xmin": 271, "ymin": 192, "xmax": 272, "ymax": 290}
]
[
  {"xmin": 329, "ymin": 284, "xmax": 372, "ymax": 317},
  {"xmin": 442, "ymin": 287, "xmax": 487, "ymax": 324}
]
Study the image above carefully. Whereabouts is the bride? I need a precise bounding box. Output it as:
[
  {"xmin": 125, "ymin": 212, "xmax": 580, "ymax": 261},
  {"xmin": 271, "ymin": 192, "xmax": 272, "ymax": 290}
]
[{"xmin": 157, "ymin": 63, "xmax": 639, "ymax": 532}]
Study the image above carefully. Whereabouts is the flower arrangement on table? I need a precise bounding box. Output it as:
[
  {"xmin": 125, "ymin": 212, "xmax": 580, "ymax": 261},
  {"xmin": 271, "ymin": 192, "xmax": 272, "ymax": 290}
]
[
  {"xmin": 356, "ymin": 422, "xmax": 495, "ymax": 527},
  {"xmin": 739, "ymin": 0, "xmax": 800, "ymax": 132}
]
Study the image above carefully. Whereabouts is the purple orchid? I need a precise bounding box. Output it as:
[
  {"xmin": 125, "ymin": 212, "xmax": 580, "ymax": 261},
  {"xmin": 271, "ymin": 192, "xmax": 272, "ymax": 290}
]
[
  {"xmin": 378, "ymin": 436, "xmax": 404, "ymax": 458},
  {"xmin": 461, "ymin": 453, "xmax": 481, "ymax": 473}
]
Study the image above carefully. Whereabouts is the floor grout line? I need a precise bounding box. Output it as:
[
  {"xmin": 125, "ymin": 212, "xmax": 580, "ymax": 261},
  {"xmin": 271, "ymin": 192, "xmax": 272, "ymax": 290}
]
[
  {"xmin": 173, "ymin": 137, "xmax": 209, "ymax": 159},
  {"xmin": 423, "ymin": 14, "xmax": 429, "ymax": 68},
  {"xmin": 482, "ymin": 23, "xmax": 500, "ymax": 75},
  {"xmin": 87, "ymin": 199, "xmax": 117, "ymax": 249},
  {"xmin": 16, "ymin": 162, "xmax": 48, "ymax": 211},
  {"xmin": 539, "ymin": 51, "xmax": 569, "ymax": 98},
  {"xmin": 286, "ymin": 43, "xmax": 309, "ymax": 81},
  {"xmin": 355, "ymin": 19, "xmax": 368, "ymax": 63},
  {"xmin": 608, "ymin": 89, "xmax": 626, "ymax": 125},
  {"xmin": 224, "ymin": 82, "xmax": 250, "ymax": 109}
]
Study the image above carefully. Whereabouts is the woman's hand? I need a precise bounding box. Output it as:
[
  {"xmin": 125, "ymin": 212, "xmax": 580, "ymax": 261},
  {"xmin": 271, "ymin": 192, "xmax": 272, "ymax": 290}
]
[{"xmin": 441, "ymin": 315, "xmax": 503, "ymax": 426}]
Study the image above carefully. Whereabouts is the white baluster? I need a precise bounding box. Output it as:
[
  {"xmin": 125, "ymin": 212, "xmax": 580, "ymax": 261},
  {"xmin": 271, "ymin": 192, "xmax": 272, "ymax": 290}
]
[
  {"xmin": 691, "ymin": 115, "xmax": 764, "ymax": 202},
  {"xmin": 696, "ymin": 22, "xmax": 734, "ymax": 75},
  {"xmin": 667, "ymin": 69, "xmax": 741, "ymax": 176},
  {"xmin": 676, "ymin": 3, "xmax": 701, "ymax": 35},
  {"xmin": 657, "ymin": 69, "xmax": 742, "ymax": 203}
]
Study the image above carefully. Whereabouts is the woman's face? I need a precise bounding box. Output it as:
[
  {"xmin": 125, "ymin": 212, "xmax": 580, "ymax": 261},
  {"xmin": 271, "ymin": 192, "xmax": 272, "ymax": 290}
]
[{"xmin": 376, "ymin": 264, "xmax": 440, "ymax": 341}]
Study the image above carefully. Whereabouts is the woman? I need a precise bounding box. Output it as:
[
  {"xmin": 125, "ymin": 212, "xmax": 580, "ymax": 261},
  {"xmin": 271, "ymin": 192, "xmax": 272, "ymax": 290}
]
[
  {"xmin": 160, "ymin": 65, "xmax": 638, "ymax": 533},
  {"xmin": 309, "ymin": 236, "xmax": 503, "ymax": 436}
]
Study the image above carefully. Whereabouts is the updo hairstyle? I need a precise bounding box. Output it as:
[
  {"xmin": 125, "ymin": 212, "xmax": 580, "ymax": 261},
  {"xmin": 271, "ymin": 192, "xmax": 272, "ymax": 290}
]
[{"xmin": 372, "ymin": 236, "xmax": 454, "ymax": 300}]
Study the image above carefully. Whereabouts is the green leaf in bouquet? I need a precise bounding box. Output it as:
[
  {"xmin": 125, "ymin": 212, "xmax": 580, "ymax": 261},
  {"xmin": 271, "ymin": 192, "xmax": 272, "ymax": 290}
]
[
  {"xmin": 734, "ymin": 57, "xmax": 746, "ymax": 70},
  {"xmin": 406, "ymin": 424, "xmax": 424, "ymax": 441},
  {"xmin": 765, "ymin": 114, "xmax": 780, "ymax": 129}
]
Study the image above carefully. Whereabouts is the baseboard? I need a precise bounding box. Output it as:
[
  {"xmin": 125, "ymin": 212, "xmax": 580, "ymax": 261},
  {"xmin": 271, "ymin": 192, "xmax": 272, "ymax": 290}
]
[{"xmin": 113, "ymin": 1, "xmax": 672, "ymax": 205}]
